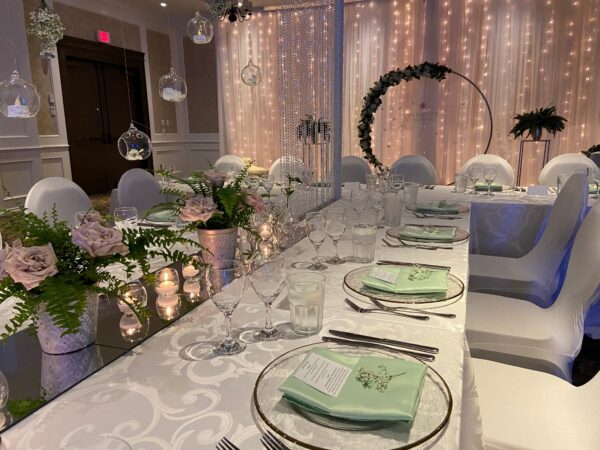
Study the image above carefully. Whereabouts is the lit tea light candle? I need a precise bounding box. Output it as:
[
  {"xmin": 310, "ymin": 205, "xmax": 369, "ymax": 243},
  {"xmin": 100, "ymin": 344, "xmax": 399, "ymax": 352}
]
[
  {"xmin": 119, "ymin": 314, "xmax": 142, "ymax": 338},
  {"xmin": 118, "ymin": 282, "xmax": 148, "ymax": 314},
  {"xmin": 183, "ymin": 280, "xmax": 202, "ymax": 303},
  {"xmin": 155, "ymin": 268, "xmax": 179, "ymax": 296},
  {"xmin": 156, "ymin": 294, "xmax": 181, "ymax": 320},
  {"xmin": 259, "ymin": 223, "xmax": 272, "ymax": 240},
  {"xmin": 182, "ymin": 264, "xmax": 200, "ymax": 279}
]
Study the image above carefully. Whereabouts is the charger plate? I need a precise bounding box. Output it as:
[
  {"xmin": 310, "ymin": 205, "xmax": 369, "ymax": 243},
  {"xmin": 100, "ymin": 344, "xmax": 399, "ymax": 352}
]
[{"xmin": 253, "ymin": 342, "xmax": 452, "ymax": 450}]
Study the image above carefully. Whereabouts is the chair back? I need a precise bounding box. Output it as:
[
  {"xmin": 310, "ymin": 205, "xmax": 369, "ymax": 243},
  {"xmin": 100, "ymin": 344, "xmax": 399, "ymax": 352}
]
[
  {"xmin": 539, "ymin": 153, "xmax": 598, "ymax": 187},
  {"xmin": 24, "ymin": 177, "xmax": 91, "ymax": 227},
  {"xmin": 389, "ymin": 155, "xmax": 436, "ymax": 185},
  {"xmin": 551, "ymin": 200, "xmax": 600, "ymax": 358},
  {"xmin": 214, "ymin": 155, "xmax": 246, "ymax": 175},
  {"xmin": 117, "ymin": 169, "xmax": 165, "ymax": 215},
  {"xmin": 268, "ymin": 156, "xmax": 305, "ymax": 182},
  {"xmin": 341, "ymin": 155, "xmax": 371, "ymax": 184},
  {"xmin": 460, "ymin": 154, "xmax": 515, "ymax": 186}
]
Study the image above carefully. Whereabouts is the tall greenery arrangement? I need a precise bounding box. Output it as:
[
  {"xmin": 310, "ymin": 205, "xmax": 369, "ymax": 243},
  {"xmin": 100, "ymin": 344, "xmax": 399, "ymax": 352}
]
[
  {"xmin": 0, "ymin": 208, "xmax": 197, "ymax": 340},
  {"xmin": 509, "ymin": 105, "xmax": 567, "ymax": 140}
]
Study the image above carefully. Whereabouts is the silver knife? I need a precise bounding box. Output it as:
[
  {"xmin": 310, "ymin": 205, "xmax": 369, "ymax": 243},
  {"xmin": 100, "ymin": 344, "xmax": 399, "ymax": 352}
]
[
  {"xmin": 328, "ymin": 329, "xmax": 439, "ymax": 354},
  {"xmin": 377, "ymin": 260, "xmax": 451, "ymax": 271},
  {"xmin": 322, "ymin": 336, "xmax": 435, "ymax": 362}
]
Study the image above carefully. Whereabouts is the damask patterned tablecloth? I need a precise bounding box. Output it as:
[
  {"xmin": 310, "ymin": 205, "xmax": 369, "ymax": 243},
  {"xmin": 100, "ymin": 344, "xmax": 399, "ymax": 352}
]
[{"xmin": 0, "ymin": 200, "xmax": 483, "ymax": 449}]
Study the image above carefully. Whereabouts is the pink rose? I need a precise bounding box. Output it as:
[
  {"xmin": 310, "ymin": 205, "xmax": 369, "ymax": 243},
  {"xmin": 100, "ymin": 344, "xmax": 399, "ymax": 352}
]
[
  {"xmin": 180, "ymin": 195, "xmax": 217, "ymax": 223},
  {"xmin": 204, "ymin": 169, "xmax": 226, "ymax": 188},
  {"xmin": 245, "ymin": 191, "xmax": 265, "ymax": 213},
  {"xmin": 72, "ymin": 222, "xmax": 129, "ymax": 257},
  {"xmin": 4, "ymin": 241, "xmax": 58, "ymax": 291}
]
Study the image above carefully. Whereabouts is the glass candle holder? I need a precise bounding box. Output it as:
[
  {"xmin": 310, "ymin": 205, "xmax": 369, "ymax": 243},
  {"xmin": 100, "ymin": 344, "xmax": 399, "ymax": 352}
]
[
  {"xmin": 156, "ymin": 294, "xmax": 181, "ymax": 321},
  {"xmin": 183, "ymin": 279, "xmax": 202, "ymax": 303},
  {"xmin": 117, "ymin": 281, "xmax": 148, "ymax": 314},
  {"xmin": 119, "ymin": 314, "xmax": 148, "ymax": 343},
  {"xmin": 155, "ymin": 268, "xmax": 180, "ymax": 296},
  {"xmin": 182, "ymin": 257, "xmax": 201, "ymax": 280}
]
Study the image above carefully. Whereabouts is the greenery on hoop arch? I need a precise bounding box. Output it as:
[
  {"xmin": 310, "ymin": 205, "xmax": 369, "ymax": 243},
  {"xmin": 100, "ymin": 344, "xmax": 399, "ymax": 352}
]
[{"xmin": 357, "ymin": 62, "xmax": 452, "ymax": 172}]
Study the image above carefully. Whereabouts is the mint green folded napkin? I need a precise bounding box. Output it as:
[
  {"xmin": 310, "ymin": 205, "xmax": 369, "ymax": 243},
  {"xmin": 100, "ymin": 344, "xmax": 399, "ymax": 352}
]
[
  {"xmin": 362, "ymin": 265, "xmax": 449, "ymax": 294},
  {"xmin": 400, "ymin": 225, "xmax": 457, "ymax": 241},
  {"xmin": 279, "ymin": 347, "xmax": 427, "ymax": 422},
  {"xmin": 146, "ymin": 210, "xmax": 176, "ymax": 223},
  {"xmin": 416, "ymin": 201, "xmax": 459, "ymax": 214},
  {"xmin": 475, "ymin": 182, "xmax": 503, "ymax": 192}
]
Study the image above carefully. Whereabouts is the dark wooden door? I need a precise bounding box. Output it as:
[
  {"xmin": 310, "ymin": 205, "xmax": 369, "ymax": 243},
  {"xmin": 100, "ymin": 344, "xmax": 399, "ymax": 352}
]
[{"xmin": 58, "ymin": 37, "xmax": 152, "ymax": 195}]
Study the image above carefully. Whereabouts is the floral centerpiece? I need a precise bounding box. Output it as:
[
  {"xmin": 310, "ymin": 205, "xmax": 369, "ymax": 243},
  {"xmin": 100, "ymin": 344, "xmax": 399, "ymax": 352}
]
[
  {"xmin": 0, "ymin": 208, "xmax": 197, "ymax": 354},
  {"xmin": 156, "ymin": 167, "xmax": 265, "ymax": 265},
  {"xmin": 27, "ymin": 0, "xmax": 66, "ymax": 59},
  {"xmin": 509, "ymin": 105, "xmax": 567, "ymax": 141}
]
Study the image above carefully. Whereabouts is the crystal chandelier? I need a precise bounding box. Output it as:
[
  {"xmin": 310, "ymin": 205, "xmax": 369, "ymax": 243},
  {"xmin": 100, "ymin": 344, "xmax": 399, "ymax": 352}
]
[
  {"xmin": 187, "ymin": 11, "xmax": 214, "ymax": 44},
  {"xmin": 159, "ymin": 66, "xmax": 187, "ymax": 102},
  {"xmin": 209, "ymin": 0, "xmax": 253, "ymax": 23},
  {"xmin": 0, "ymin": 70, "xmax": 41, "ymax": 118}
]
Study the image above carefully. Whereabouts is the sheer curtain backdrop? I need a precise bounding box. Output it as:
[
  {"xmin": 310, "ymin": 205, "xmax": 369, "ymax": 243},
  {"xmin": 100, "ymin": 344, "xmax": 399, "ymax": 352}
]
[{"xmin": 217, "ymin": 0, "xmax": 600, "ymax": 183}]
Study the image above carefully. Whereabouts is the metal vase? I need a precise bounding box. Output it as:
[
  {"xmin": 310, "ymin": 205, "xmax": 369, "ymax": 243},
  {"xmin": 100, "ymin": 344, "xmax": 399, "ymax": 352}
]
[
  {"xmin": 36, "ymin": 291, "xmax": 99, "ymax": 354},
  {"xmin": 197, "ymin": 227, "xmax": 239, "ymax": 267}
]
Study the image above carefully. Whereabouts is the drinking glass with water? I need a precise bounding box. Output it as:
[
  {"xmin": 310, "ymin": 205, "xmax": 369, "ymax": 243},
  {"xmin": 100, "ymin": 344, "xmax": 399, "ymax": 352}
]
[{"xmin": 287, "ymin": 272, "xmax": 326, "ymax": 335}]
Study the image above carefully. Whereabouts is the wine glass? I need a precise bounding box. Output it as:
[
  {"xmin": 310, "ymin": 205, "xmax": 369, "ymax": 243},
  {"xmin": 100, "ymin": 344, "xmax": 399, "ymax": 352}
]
[
  {"xmin": 305, "ymin": 212, "xmax": 327, "ymax": 271},
  {"xmin": 114, "ymin": 207, "xmax": 138, "ymax": 229},
  {"xmin": 483, "ymin": 167, "xmax": 497, "ymax": 196},
  {"xmin": 389, "ymin": 174, "xmax": 404, "ymax": 192},
  {"xmin": 206, "ymin": 260, "xmax": 247, "ymax": 356},
  {"xmin": 261, "ymin": 179, "xmax": 275, "ymax": 198},
  {"xmin": 468, "ymin": 165, "xmax": 483, "ymax": 195},
  {"xmin": 250, "ymin": 254, "xmax": 286, "ymax": 341},
  {"xmin": 325, "ymin": 207, "xmax": 347, "ymax": 265}
]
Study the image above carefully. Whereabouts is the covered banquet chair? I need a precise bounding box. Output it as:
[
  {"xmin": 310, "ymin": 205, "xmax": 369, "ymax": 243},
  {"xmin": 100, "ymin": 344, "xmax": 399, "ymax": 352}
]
[
  {"xmin": 268, "ymin": 156, "xmax": 305, "ymax": 182},
  {"xmin": 538, "ymin": 153, "xmax": 598, "ymax": 187},
  {"xmin": 468, "ymin": 173, "xmax": 588, "ymax": 307},
  {"xmin": 117, "ymin": 169, "xmax": 165, "ymax": 216},
  {"xmin": 341, "ymin": 155, "xmax": 371, "ymax": 184},
  {"xmin": 24, "ymin": 177, "xmax": 91, "ymax": 228},
  {"xmin": 389, "ymin": 155, "xmax": 436, "ymax": 185},
  {"xmin": 466, "ymin": 199, "xmax": 600, "ymax": 382},
  {"xmin": 474, "ymin": 358, "xmax": 600, "ymax": 450},
  {"xmin": 459, "ymin": 154, "xmax": 515, "ymax": 186},
  {"xmin": 213, "ymin": 154, "xmax": 246, "ymax": 175}
]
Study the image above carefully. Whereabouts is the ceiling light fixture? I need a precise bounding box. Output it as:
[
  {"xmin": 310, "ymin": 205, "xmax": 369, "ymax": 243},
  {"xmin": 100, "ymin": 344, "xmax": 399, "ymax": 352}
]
[
  {"xmin": 160, "ymin": 2, "xmax": 167, "ymax": 7},
  {"xmin": 208, "ymin": 0, "xmax": 253, "ymax": 23}
]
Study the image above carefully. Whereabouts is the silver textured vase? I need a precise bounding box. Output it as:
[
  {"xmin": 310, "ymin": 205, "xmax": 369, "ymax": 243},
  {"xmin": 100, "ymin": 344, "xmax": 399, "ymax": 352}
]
[
  {"xmin": 36, "ymin": 291, "xmax": 99, "ymax": 354},
  {"xmin": 197, "ymin": 227, "xmax": 238, "ymax": 267}
]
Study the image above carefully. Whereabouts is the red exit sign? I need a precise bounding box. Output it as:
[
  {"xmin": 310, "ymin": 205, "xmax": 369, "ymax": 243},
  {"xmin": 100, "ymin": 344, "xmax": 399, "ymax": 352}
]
[{"xmin": 97, "ymin": 30, "xmax": 111, "ymax": 44}]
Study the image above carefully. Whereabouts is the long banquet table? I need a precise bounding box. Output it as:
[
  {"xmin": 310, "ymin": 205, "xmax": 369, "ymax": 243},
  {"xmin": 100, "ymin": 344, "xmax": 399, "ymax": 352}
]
[{"xmin": 2, "ymin": 186, "xmax": 587, "ymax": 449}]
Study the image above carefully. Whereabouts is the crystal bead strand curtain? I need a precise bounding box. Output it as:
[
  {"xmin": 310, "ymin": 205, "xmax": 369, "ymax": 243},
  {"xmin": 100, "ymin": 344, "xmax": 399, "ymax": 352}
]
[{"xmin": 215, "ymin": 12, "xmax": 280, "ymax": 168}]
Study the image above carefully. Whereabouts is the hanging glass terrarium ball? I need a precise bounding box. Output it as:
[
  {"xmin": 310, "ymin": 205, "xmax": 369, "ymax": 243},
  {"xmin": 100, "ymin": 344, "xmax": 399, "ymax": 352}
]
[
  {"xmin": 118, "ymin": 123, "xmax": 152, "ymax": 161},
  {"xmin": 0, "ymin": 70, "xmax": 41, "ymax": 118},
  {"xmin": 241, "ymin": 61, "xmax": 262, "ymax": 86},
  {"xmin": 187, "ymin": 12, "xmax": 214, "ymax": 44},
  {"xmin": 159, "ymin": 67, "xmax": 187, "ymax": 102}
]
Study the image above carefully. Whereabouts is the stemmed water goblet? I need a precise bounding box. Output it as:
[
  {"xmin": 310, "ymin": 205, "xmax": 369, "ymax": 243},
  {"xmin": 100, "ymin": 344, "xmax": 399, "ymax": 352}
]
[
  {"xmin": 483, "ymin": 167, "xmax": 497, "ymax": 196},
  {"xmin": 206, "ymin": 260, "xmax": 247, "ymax": 356},
  {"xmin": 305, "ymin": 212, "xmax": 327, "ymax": 271},
  {"xmin": 468, "ymin": 165, "xmax": 483, "ymax": 195},
  {"xmin": 325, "ymin": 208, "xmax": 346, "ymax": 265},
  {"xmin": 261, "ymin": 178, "xmax": 275, "ymax": 199},
  {"xmin": 250, "ymin": 254, "xmax": 286, "ymax": 341}
]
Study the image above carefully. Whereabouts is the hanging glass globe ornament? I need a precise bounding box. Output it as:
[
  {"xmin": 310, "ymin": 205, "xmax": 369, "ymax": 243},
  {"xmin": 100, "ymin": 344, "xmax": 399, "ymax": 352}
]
[
  {"xmin": 0, "ymin": 70, "xmax": 41, "ymax": 118},
  {"xmin": 159, "ymin": 67, "xmax": 187, "ymax": 102},
  {"xmin": 187, "ymin": 12, "xmax": 214, "ymax": 44},
  {"xmin": 118, "ymin": 123, "xmax": 152, "ymax": 161},
  {"xmin": 241, "ymin": 60, "xmax": 261, "ymax": 86}
]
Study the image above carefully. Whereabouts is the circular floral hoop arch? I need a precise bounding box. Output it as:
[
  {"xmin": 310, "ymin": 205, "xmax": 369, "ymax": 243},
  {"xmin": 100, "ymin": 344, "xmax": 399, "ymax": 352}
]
[{"xmin": 357, "ymin": 61, "xmax": 493, "ymax": 172}]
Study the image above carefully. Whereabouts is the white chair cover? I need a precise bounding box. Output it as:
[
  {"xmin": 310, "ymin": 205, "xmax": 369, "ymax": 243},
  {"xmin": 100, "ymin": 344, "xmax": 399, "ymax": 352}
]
[
  {"xmin": 467, "ymin": 199, "xmax": 600, "ymax": 381},
  {"xmin": 341, "ymin": 155, "xmax": 371, "ymax": 184},
  {"xmin": 474, "ymin": 358, "xmax": 600, "ymax": 450},
  {"xmin": 213, "ymin": 154, "xmax": 246, "ymax": 175},
  {"xmin": 539, "ymin": 153, "xmax": 599, "ymax": 187},
  {"xmin": 117, "ymin": 169, "xmax": 165, "ymax": 216},
  {"xmin": 24, "ymin": 177, "xmax": 91, "ymax": 228},
  {"xmin": 389, "ymin": 155, "xmax": 436, "ymax": 185},
  {"xmin": 468, "ymin": 173, "xmax": 588, "ymax": 307},
  {"xmin": 268, "ymin": 156, "xmax": 305, "ymax": 182},
  {"xmin": 459, "ymin": 154, "xmax": 515, "ymax": 186}
]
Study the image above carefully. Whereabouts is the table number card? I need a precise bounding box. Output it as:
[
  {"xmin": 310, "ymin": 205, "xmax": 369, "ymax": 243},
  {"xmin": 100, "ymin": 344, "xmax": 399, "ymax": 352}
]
[
  {"xmin": 369, "ymin": 267, "xmax": 399, "ymax": 284},
  {"xmin": 294, "ymin": 352, "xmax": 353, "ymax": 397}
]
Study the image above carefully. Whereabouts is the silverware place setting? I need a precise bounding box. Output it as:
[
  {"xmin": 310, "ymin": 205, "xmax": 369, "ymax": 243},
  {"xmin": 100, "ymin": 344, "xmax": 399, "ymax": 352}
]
[
  {"xmin": 260, "ymin": 431, "xmax": 291, "ymax": 450},
  {"xmin": 322, "ymin": 334, "xmax": 436, "ymax": 363},
  {"xmin": 216, "ymin": 436, "xmax": 240, "ymax": 450},
  {"xmin": 412, "ymin": 212, "xmax": 461, "ymax": 220},
  {"xmin": 344, "ymin": 298, "xmax": 429, "ymax": 321},
  {"xmin": 368, "ymin": 298, "xmax": 456, "ymax": 319},
  {"xmin": 328, "ymin": 329, "xmax": 439, "ymax": 354},
  {"xmin": 382, "ymin": 237, "xmax": 454, "ymax": 251}
]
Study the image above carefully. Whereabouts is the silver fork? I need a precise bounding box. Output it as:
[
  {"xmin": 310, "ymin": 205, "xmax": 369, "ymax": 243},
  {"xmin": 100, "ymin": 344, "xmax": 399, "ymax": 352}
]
[
  {"xmin": 216, "ymin": 436, "xmax": 240, "ymax": 450},
  {"xmin": 345, "ymin": 298, "xmax": 429, "ymax": 321},
  {"xmin": 369, "ymin": 298, "xmax": 456, "ymax": 319},
  {"xmin": 260, "ymin": 431, "xmax": 291, "ymax": 450},
  {"xmin": 382, "ymin": 237, "xmax": 453, "ymax": 250},
  {"xmin": 412, "ymin": 212, "xmax": 460, "ymax": 220}
]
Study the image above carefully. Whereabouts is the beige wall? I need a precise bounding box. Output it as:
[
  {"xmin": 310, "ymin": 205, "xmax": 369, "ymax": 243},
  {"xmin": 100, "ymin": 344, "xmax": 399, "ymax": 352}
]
[
  {"xmin": 147, "ymin": 29, "xmax": 177, "ymax": 135},
  {"xmin": 183, "ymin": 37, "xmax": 219, "ymax": 134}
]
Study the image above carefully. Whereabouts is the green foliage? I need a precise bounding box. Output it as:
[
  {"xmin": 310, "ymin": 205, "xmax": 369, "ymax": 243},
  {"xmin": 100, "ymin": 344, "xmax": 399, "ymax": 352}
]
[
  {"xmin": 509, "ymin": 105, "xmax": 567, "ymax": 140},
  {"xmin": 582, "ymin": 144, "xmax": 600, "ymax": 158},
  {"xmin": 7, "ymin": 396, "xmax": 47, "ymax": 421},
  {"xmin": 0, "ymin": 208, "xmax": 198, "ymax": 341}
]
